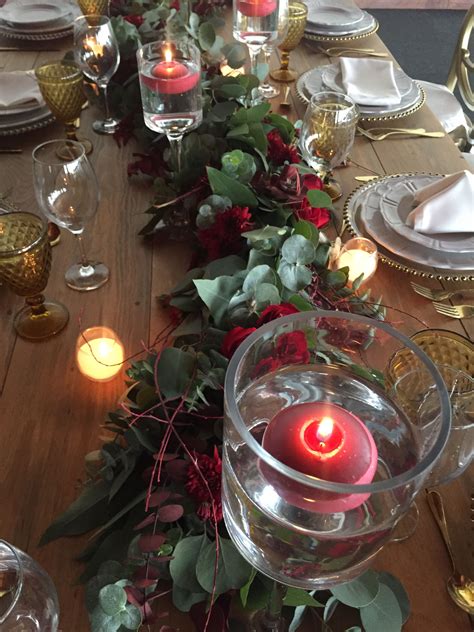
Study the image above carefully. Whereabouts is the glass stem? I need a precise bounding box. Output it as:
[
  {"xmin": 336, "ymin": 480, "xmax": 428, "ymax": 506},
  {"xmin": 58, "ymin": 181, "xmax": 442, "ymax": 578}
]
[
  {"xmin": 261, "ymin": 46, "xmax": 273, "ymax": 89},
  {"xmin": 248, "ymin": 44, "xmax": 261, "ymax": 79},
  {"xmin": 280, "ymin": 50, "xmax": 290, "ymax": 72},
  {"xmin": 75, "ymin": 234, "xmax": 91, "ymax": 270},
  {"xmin": 65, "ymin": 121, "xmax": 78, "ymax": 142},
  {"xmin": 260, "ymin": 582, "xmax": 287, "ymax": 631},
  {"xmin": 26, "ymin": 294, "xmax": 47, "ymax": 317},
  {"xmin": 168, "ymin": 135, "xmax": 183, "ymax": 172},
  {"xmin": 102, "ymin": 84, "xmax": 111, "ymax": 122}
]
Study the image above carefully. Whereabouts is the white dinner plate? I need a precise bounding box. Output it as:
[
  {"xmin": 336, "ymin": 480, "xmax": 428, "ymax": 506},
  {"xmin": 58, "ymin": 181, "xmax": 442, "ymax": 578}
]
[
  {"xmin": 0, "ymin": 13, "xmax": 73, "ymax": 33},
  {"xmin": 305, "ymin": 11, "xmax": 375, "ymax": 36},
  {"xmin": 0, "ymin": 2, "xmax": 68, "ymax": 26},
  {"xmin": 303, "ymin": 0, "xmax": 365, "ymax": 29},
  {"xmin": 379, "ymin": 177, "xmax": 474, "ymax": 253}
]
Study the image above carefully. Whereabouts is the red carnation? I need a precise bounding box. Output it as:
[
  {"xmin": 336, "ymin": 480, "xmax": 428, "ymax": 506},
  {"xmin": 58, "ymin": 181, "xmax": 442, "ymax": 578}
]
[
  {"xmin": 185, "ymin": 447, "xmax": 222, "ymax": 523},
  {"xmin": 257, "ymin": 303, "xmax": 299, "ymax": 326},
  {"xmin": 267, "ymin": 130, "xmax": 300, "ymax": 166},
  {"xmin": 221, "ymin": 326, "xmax": 256, "ymax": 358},
  {"xmin": 197, "ymin": 206, "xmax": 253, "ymax": 261},
  {"xmin": 275, "ymin": 331, "xmax": 310, "ymax": 364},
  {"xmin": 124, "ymin": 14, "xmax": 144, "ymax": 27},
  {"xmin": 295, "ymin": 173, "xmax": 330, "ymax": 228}
]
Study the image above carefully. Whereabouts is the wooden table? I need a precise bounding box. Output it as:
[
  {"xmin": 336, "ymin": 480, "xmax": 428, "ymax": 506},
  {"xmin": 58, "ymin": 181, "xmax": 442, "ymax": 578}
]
[{"xmin": 0, "ymin": 20, "xmax": 472, "ymax": 632}]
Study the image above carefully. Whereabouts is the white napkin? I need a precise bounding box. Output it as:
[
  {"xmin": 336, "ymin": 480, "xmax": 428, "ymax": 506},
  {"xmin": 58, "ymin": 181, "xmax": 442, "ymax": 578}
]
[
  {"xmin": 0, "ymin": 71, "xmax": 43, "ymax": 109},
  {"xmin": 406, "ymin": 171, "xmax": 474, "ymax": 235},
  {"xmin": 340, "ymin": 57, "xmax": 402, "ymax": 106}
]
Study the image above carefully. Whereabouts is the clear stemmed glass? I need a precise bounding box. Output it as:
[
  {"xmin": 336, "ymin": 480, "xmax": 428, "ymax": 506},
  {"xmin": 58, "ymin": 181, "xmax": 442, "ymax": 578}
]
[
  {"xmin": 0, "ymin": 212, "xmax": 69, "ymax": 340},
  {"xmin": 136, "ymin": 39, "xmax": 202, "ymax": 172},
  {"xmin": 258, "ymin": 0, "xmax": 289, "ymax": 100},
  {"xmin": 73, "ymin": 15, "xmax": 120, "ymax": 135},
  {"xmin": 233, "ymin": 0, "xmax": 283, "ymax": 101},
  {"xmin": 32, "ymin": 139, "xmax": 109, "ymax": 292},
  {"xmin": 0, "ymin": 540, "xmax": 59, "ymax": 631}
]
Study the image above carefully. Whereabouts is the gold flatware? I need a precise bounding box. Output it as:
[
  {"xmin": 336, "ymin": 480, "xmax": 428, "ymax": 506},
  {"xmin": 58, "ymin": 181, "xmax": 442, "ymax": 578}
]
[
  {"xmin": 433, "ymin": 302, "xmax": 474, "ymax": 319},
  {"xmin": 354, "ymin": 175, "xmax": 378, "ymax": 182},
  {"xmin": 411, "ymin": 282, "xmax": 474, "ymax": 301},
  {"xmin": 318, "ymin": 46, "xmax": 389, "ymax": 58},
  {"xmin": 358, "ymin": 127, "xmax": 445, "ymax": 141},
  {"xmin": 280, "ymin": 86, "xmax": 291, "ymax": 108},
  {"xmin": 0, "ymin": 149, "xmax": 23, "ymax": 154},
  {"xmin": 427, "ymin": 489, "xmax": 474, "ymax": 614}
]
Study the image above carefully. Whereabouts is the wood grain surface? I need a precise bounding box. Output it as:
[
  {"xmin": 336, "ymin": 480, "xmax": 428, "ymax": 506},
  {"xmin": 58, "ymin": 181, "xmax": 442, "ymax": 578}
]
[{"xmin": 0, "ymin": 16, "xmax": 472, "ymax": 632}]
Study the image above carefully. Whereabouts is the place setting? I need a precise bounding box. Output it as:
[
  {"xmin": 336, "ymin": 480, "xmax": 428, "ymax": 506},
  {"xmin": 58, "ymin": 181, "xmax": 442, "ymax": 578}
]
[
  {"xmin": 297, "ymin": 55, "xmax": 426, "ymax": 121},
  {"xmin": 302, "ymin": 0, "xmax": 379, "ymax": 42},
  {"xmin": 0, "ymin": 0, "xmax": 81, "ymax": 40},
  {"xmin": 0, "ymin": 69, "xmax": 54, "ymax": 136}
]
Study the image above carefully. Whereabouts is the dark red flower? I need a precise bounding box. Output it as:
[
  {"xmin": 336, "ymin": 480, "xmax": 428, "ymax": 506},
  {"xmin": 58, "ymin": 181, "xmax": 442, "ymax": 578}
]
[
  {"xmin": 257, "ymin": 303, "xmax": 299, "ymax": 326},
  {"xmin": 221, "ymin": 326, "xmax": 256, "ymax": 358},
  {"xmin": 303, "ymin": 174, "xmax": 324, "ymax": 191},
  {"xmin": 253, "ymin": 356, "xmax": 283, "ymax": 378},
  {"xmin": 296, "ymin": 202, "xmax": 331, "ymax": 229},
  {"xmin": 197, "ymin": 206, "xmax": 253, "ymax": 260},
  {"xmin": 185, "ymin": 447, "xmax": 222, "ymax": 523},
  {"xmin": 124, "ymin": 14, "xmax": 144, "ymax": 27},
  {"xmin": 275, "ymin": 331, "xmax": 310, "ymax": 364},
  {"xmin": 267, "ymin": 129, "xmax": 300, "ymax": 166},
  {"xmin": 169, "ymin": 0, "xmax": 180, "ymax": 9}
]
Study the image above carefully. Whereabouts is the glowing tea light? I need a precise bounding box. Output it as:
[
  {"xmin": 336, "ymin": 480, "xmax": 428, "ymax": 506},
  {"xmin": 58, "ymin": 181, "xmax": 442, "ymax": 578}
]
[
  {"xmin": 262, "ymin": 401, "xmax": 378, "ymax": 513},
  {"xmin": 336, "ymin": 237, "xmax": 378, "ymax": 286},
  {"xmin": 144, "ymin": 46, "xmax": 200, "ymax": 95},
  {"xmin": 76, "ymin": 326, "xmax": 124, "ymax": 382}
]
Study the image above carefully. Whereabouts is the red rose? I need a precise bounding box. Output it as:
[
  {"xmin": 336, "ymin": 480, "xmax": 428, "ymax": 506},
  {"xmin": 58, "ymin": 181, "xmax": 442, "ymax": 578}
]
[
  {"xmin": 124, "ymin": 14, "xmax": 144, "ymax": 27},
  {"xmin": 275, "ymin": 331, "xmax": 310, "ymax": 364},
  {"xmin": 303, "ymin": 174, "xmax": 324, "ymax": 191},
  {"xmin": 267, "ymin": 129, "xmax": 300, "ymax": 166},
  {"xmin": 257, "ymin": 303, "xmax": 299, "ymax": 326},
  {"xmin": 221, "ymin": 326, "xmax": 257, "ymax": 358},
  {"xmin": 198, "ymin": 205, "xmax": 253, "ymax": 261},
  {"xmin": 297, "ymin": 202, "xmax": 331, "ymax": 229},
  {"xmin": 252, "ymin": 356, "xmax": 283, "ymax": 378}
]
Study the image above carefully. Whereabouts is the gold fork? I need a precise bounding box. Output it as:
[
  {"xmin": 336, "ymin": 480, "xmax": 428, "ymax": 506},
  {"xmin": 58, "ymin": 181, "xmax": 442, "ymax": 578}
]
[
  {"xmin": 358, "ymin": 127, "xmax": 445, "ymax": 141},
  {"xmin": 433, "ymin": 302, "xmax": 474, "ymax": 319},
  {"xmin": 318, "ymin": 46, "xmax": 388, "ymax": 58},
  {"xmin": 411, "ymin": 282, "xmax": 474, "ymax": 301}
]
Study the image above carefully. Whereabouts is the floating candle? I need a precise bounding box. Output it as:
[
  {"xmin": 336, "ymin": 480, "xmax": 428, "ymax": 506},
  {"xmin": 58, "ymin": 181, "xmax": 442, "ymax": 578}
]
[
  {"xmin": 262, "ymin": 402, "xmax": 378, "ymax": 513},
  {"xmin": 237, "ymin": 0, "xmax": 277, "ymax": 18},
  {"xmin": 335, "ymin": 237, "xmax": 378, "ymax": 286},
  {"xmin": 76, "ymin": 326, "xmax": 124, "ymax": 382},
  {"xmin": 143, "ymin": 46, "xmax": 200, "ymax": 95}
]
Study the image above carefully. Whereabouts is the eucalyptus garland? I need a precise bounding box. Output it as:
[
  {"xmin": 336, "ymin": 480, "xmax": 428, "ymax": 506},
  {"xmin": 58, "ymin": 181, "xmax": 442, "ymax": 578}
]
[{"xmin": 42, "ymin": 2, "xmax": 410, "ymax": 631}]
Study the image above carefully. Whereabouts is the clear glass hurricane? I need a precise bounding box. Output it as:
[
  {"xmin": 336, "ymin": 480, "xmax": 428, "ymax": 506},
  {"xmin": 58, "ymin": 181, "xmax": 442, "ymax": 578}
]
[
  {"xmin": 32, "ymin": 139, "xmax": 109, "ymax": 292},
  {"xmin": 222, "ymin": 310, "xmax": 451, "ymax": 622},
  {"xmin": 0, "ymin": 540, "xmax": 59, "ymax": 631},
  {"xmin": 233, "ymin": 0, "xmax": 284, "ymax": 103},
  {"xmin": 74, "ymin": 15, "xmax": 120, "ymax": 135},
  {"xmin": 136, "ymin": 38, "xmax": 203, "ymax": 174}
]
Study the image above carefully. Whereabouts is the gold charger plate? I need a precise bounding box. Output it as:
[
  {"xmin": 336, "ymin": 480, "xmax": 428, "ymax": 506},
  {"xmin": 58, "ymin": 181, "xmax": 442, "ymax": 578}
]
[{"xmin": 342, "ymin": 174, "xmax": 474, "ymax": 282}]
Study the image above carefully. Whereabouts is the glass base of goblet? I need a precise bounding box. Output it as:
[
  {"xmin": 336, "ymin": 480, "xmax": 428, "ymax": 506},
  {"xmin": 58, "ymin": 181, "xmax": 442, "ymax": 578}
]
[
  {"xmin": 270, "ymin": 68, "xmax": 298, "ymax": 83},
  {"xmin": 14, "ymin": 300, "xmax": 69, "ymax": 340},
  {"xmin": 56, "ymin": 138, "xmax": 92, "ymax": 159},
  {"xmin": 258, "ymin": 83, "xmax": 280, "ymax": 99},
  {"xmin": 324, "ymin": 177, "xmax": 343, "ymax": 202},
  {"xmin": 65, "ymin": 262, "xmax": 109, "ymax": 291},
  {"xmin": 92, "ymin": 118, "xmax": 120, "ymax": 135}
]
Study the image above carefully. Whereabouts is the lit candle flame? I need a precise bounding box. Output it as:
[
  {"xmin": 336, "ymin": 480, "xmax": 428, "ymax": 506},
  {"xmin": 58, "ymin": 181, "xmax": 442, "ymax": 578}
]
[
  {"xmin": 316, "ymin": 417, "xmax": 334, "ymax": 443},
  {"xmin": 164, "ymin": 47, "xmax": 173, "ymax": 63}
]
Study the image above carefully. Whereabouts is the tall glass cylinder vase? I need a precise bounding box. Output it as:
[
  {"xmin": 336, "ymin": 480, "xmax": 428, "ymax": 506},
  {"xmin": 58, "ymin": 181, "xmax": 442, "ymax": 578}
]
[
  {"xmin": 222, "ymin": 311, "xmax": 451, "ymax": 595},
  {"xmin": 233, "ymin": 0, "xmax": 283, "ymax": 103}
]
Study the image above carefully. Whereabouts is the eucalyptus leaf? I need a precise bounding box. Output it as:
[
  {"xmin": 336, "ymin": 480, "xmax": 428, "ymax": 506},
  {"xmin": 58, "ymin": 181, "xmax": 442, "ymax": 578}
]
[
  {"xmin": 204, "ymin": 255, "xmax": 247, "ymax": 279},
  {"xmin": 281, "ymin": 235, "xmax": 316, "ymax": 265},
  {"xmin": 172, "ymin": 583, "xmax": 207, "ymax": 612},
  {"xmin": 283, "ymin": 587, "xmax": 323, "ymax": 607},
  {"xmin": 378, "ymin": 572, "xmax": 410, "ymax": 624},
  {"xmin": 169, "ymin": 534, "xmax": 208, "ymax": 593},
  {"xmin": 119, "ymin": 604, "xmax": 142, "ymax": 630},
  {"xmin": 293, "ymin": 220, "xmax": 320, "ymax": 246},
  {"xmin": 360, "ymin": 583, "xmax": 403, "ymax": 632},
  {"xmin": 195, "ymin": 536, "xmax": 252, "ymax": 595},
  {"xmin": 194, "ymin": 275, "xmax": 243, "ymax": 326},
  {"xmin": 207, "ymin": 166, "xmax": 258, "ymax": 208},
  {"xmin": 99, "ymin": 584, "xmax": 127, "ymax": 616},
  {"xmin": 306, "ymin": 188, "xmax": 334, "ymax": 210},
  {"xmin": 239, "ymin": 568, "xmax": 257, "ymax": 608},
  {"xmin": 330, "ymin": 570, "xmax": 379, "ymax": 608},
  {"xmin": 288, "ymin": 606, "xmax": 307, "ymax": 632},
  {"xmin": 198, "ymin": 22, "xmax": 215, "ymax": 50},
  {"xmin": 324, "ymin": 595, "xmax": 339, "ymax": 622},
  {"xmin": 242, "ymin": 264, "xmax": 276, "ymax": 292},
  {"xmin": 156, "ymin": 347, "xmax": 196, "ymax": 400},
  {"xmin": 254, "ymin": 283, "xmax": 280, "ymax": 310},
  {"xmin": 278, "ymin": 261, "xmax": 312, "ymax": 291}
]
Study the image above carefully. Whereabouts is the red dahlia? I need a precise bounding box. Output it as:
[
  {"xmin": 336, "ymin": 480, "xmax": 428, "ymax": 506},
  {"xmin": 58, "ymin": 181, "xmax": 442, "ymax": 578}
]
[
  {"xmin": 197, "ymin": 206, "xmax": 253, "ymax": 261},
  {"xmin": 186, "ymin": 447, "xmax": 223, "ymax": 523},
  {"xmin": 267, "ymin": 130, "xmax": 300, "ymax": 166}
]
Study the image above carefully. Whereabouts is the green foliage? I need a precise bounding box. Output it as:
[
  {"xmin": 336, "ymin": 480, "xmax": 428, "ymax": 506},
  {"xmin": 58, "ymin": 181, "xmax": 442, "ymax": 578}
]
[
  {"xmin": 207, "ymin": 167, "xmax": 258, "ymax": 208},
  {"xmin": 221, "ymin": 150, "xmax": 257, "ymax": 184}
]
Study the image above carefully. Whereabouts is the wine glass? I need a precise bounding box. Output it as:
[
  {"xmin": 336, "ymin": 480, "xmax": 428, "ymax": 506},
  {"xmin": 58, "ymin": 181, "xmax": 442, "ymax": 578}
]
[
  {"xmin": 300, "ymin": 91, "xmax": 359, "ymax": 198},
  {"xmin": 35, "ymin": 61, "xmax": 93, "ymax": 157},
  {"xmin": 0, "ymin": 212, "xmax": 69, "ymax": 340},
  {"xmin": 0, "ymin": 540, "xmax": 60, "ymax": 630},
  {"xmin": 270, "ymin": 0, "xmax": 307, "ymax": 83},
  {"xmin": 77, "ymin": 0, "xmax": 110, "ymax": 15},
  {"xmin": 74, "ymin": 15, "xmax": 120, "ymax": 135},
  {"xmin": 258, "ymin": 0, "xmax": 289, "ymax": 100},
  {"xmin": 233, "ymin": 0, "xmax": 283, "ymax": 100},
  {"xmin": 136, "ymin": 39, "xmax": 202, "ymax": 172},
  {"xmin": 32, "ymin": 139, "xmax": 109, "ymax": 292}
]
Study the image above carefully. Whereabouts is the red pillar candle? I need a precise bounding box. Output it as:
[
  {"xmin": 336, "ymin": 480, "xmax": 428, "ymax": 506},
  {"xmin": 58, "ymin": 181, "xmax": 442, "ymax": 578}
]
[
  {"xmin": 261, "ymin": 402, "xmax": 378, "ymax": 513},
  {"xmin": 237, "ymin": 0, "xmax": 277, "ymax": 18},
  {"xmin": 143, "ymin": 47, "xmax": 200, "ymax": 95}
]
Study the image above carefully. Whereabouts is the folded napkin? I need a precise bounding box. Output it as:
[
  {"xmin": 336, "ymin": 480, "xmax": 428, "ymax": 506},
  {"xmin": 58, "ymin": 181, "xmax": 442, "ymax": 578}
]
[
  {"xmin": 340, "ymin": 57, "xmax": 402, "ymax": 106},
  {"xmin": 406, "ymin": 171, "xmax": 474, "ymax": 235},
  {"xmin": 0, "ymin": 71, "xmax": 43, "ymax": 109}
]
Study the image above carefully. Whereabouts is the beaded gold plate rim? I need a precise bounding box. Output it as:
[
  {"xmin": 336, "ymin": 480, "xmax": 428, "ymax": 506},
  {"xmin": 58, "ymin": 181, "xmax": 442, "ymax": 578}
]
[
  {"xmin": 304, "ymin": 18, "xmax": 379, "ymax": 42},
  {"xmin": 295, "ymin": 68, "xmax": 426, "ymax": 122},
  {"xmin": 0, "ymin": 113, "xmax": 55, "ymax": 137},
  {"xmin": 343, "ymin": 174, "xmax": 474, "ymax": 282},
  {"xmin": 0, "ymin": 24, "xmax": 72, "ymax": 40}
]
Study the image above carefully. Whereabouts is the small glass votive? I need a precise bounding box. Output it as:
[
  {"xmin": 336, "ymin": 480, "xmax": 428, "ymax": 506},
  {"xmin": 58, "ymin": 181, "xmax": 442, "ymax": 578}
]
[
  {"xmin": 76, "ymin": 326, "xmax": 124, "ymax": 382},
  {"xmin": 335, "ymin": 237, "xmax": 378, "ymax": 286}
]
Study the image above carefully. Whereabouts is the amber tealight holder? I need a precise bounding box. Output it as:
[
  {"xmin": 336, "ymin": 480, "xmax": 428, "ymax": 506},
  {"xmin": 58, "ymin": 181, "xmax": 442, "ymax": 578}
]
[
  {"xmin": 0, "ymin": 212, "xmax": 69, "ymax": 340},
  {"xmin": 35, "ymin": 62, "xmax": 93, "ymax": 156},
  {"xmin": 271, "ymin": 1, "xmax": 308, "ymax": 83}
]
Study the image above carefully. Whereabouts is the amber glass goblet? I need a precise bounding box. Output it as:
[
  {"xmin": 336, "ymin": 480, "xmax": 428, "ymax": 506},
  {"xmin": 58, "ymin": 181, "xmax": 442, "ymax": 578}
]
[
  {"xmin": 271, "ymin": 0, "xmax": 307, "ymax": 83},
  {"xmin": 35, "ymin": 62, "xmax": 93, "ymax": 156},
  {"xmin": 78, "ymin": 0, "xmax": 109, "ymax": 15},
  {"xmin": 0, "ymin": 213, "xmax": 69, "ymax": 340}
]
